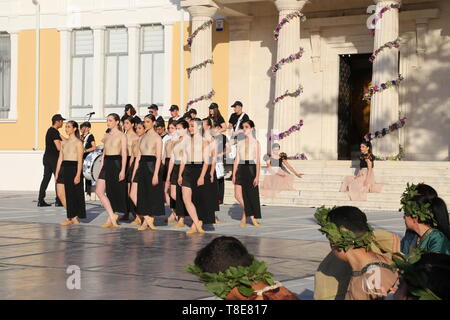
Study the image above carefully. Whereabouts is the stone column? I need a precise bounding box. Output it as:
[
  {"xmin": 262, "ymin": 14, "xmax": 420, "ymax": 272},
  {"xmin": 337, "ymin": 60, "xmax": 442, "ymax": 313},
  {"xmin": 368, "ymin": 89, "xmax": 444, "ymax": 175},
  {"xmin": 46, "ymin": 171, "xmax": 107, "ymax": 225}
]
[
  {"xmin": 184, "ymin": 4, "xmax": 217, "ymax": 118},
  {"xmin": 92, "ymin": 26, "xmax": 106, "ymax": 119},
  {"xmin": 162, "ymin": 21, "xmax": 174, "ymax": 112},
  {"xmin": 273, "ymin": 0, "xmax": 307, "ymax": 156},
  {"xmin": 126, "ymin": 24, "xmax": 140, "ymax": 109},
  {"xmin": 58, "ymin": 28, "xmax": 72, "ymax": 117},
  {"xmin": 369, "ymin": 0, "xmax": 401, "ymax": 157}
]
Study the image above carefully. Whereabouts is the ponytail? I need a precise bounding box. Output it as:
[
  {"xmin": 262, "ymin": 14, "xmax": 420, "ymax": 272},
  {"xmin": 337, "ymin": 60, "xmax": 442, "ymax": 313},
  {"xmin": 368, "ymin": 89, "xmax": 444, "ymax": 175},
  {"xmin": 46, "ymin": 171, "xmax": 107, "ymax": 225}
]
[
  {"xmin": 67, "ymin": 120, "xmax": 81, "ymax": 140},
  {"xmin": 431, "ymin": 197, "xmax": 450, "ymax": 239}
]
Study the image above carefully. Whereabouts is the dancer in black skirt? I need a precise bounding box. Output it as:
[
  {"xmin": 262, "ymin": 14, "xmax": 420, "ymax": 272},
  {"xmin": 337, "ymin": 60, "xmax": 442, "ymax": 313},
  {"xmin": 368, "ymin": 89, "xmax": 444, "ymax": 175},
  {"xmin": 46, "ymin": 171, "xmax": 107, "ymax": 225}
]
[
  {"xmin": 163, "ymin": 121, "xmax": 177, "ymax": 223},
  {"xmin": 179, "ymin": 118, "xmax": 213, "ymax": 234},
  {"xmin": 202, "ymin": 118, "xmax": 221, "ymax": 223},
  {"xmin": 129, "ymin": 121, "xmax": 146, "ymax": 226},
  {"xmin": 233, "ymin": 120, "xmax": 262, "ymax": 227},
  {"xmin": 129, "ymin": 114, "xmax": 165, "ymax": 231},
  {"xmin": 166, "ymin": 119, "xmax": 189, "ymax": 228},
  {"xmin": 119, "ymin": 117, "xmax": 139, "ymax": 221},
  {"xmin": 95, "ymin": 113, "xmax": 128, "ymax": 228},
  {"xmin": 55, "ymin": 120, "xmax": 86, "ymax": 226}
]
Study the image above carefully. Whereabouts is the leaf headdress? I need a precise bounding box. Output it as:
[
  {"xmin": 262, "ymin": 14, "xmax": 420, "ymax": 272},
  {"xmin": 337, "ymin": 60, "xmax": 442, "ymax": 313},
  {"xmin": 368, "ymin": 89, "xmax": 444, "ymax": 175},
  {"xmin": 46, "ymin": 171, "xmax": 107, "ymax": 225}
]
[
  {"xmin": 391, "ymin": 249, "xmax": 442, "ymax": 300},
  {"xmin": 399, "ymin": 183, "xmax": 437, "ymax": 227},
  {"xmin": 185, "ymin": 259, "xmax": 275, "ymax": 299},
  {"xmin": 314, "ymin": 206, "xmax": 378, "ymax": 252}
]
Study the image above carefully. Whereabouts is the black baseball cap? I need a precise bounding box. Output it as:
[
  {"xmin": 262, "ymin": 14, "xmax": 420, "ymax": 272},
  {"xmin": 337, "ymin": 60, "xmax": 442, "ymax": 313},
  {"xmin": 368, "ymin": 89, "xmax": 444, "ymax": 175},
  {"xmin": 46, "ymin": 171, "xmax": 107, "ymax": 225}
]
[
  {"xmin": 188, "ymin": 108, "xmax": 197, "ymax": 115},
  {"xmin": 231, "ymin": 101, "xmax": 243, "ymax": 108},
  {"xmin": 169, "ymin": 105, "xmax": 179, "ymax": 112},
  {"xmin": 209, "ymin": 103, "xmax": 219, "ymax": 110},
  {"xmin": 51, "ymin": 114, "xmax": 66, "ymax": 122},
  {"xmin": 148, "ymin": 104, "xmax": 158, "ymax": 111}
]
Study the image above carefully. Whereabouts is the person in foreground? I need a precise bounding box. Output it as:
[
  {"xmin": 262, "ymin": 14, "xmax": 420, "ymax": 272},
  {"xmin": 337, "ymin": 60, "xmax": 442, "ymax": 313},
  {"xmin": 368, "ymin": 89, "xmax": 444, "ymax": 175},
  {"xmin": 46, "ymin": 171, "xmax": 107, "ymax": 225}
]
[
  {"xmin": 399, "ymin": 183, "xmax": 450, "ymax": 254},
  {"xmin": 392, "ymin": 250, "xmax": 450, "ymax": 300},
  {"xmin": 315, "ymin": 206, "xmax": 398, "ymax": 300},
  {"xmin": 185, "ymin": 236, "xmax": 298, "ymax": 300}
]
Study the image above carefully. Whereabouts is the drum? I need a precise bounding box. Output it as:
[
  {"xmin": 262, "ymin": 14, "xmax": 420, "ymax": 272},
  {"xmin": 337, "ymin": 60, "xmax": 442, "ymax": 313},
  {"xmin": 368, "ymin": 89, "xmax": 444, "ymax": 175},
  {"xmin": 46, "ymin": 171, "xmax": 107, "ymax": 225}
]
[{"xmin": 83, "ymin": 146, "xmax": 103, "ymax": 184}]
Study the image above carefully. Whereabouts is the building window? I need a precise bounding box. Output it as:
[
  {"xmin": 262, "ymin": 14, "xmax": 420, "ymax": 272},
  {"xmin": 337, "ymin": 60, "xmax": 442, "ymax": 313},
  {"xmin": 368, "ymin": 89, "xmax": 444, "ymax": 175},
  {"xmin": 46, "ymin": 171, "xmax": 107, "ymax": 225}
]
[
  {"xmin": 139, "ymin": 25, "xmax": 164, "ymax": 116},
  {"xmin": 105, "ymin": 27, "xmax": 128, "ymax": 115},
  {"xmin": 71, "ymin": 29, "xmax": 93, "ymax": 118},
  {"xmin": 0, "ymin": 34, "xmax": 11, "ymax": 119}
]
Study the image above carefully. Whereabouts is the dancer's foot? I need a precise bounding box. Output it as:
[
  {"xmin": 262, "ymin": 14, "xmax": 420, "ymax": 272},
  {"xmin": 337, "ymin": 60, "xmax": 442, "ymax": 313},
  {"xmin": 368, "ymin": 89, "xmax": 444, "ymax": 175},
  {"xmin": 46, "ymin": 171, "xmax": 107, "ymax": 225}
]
[
  {"xmin": 131, "ymin": 216, "xmax": 141, "ymax": 225},
  {"xmin": 195, "ymin": 221, "xmax": 205, "ymax": 234},
  {"xmin": 137, "ymin": 224, "xmax": 148, "ymax": 231},
  {"xmin": 167, "ymin": 213, "xmax": 176, "ymax": 223},
  {"xmin": 147, "ymin": 217, "xmax": 157, "ymax": 230},
  {"xmin": 251, "ymin": 218, "xmax": 261, "ymax": 227},
  {"xmin": 101, "ymin": 221, "xmax": 112, "ymax": 228},
  {"xmin": 59, "ymin": 219, "xmax": 71, "ymax": 226},
  {"xmin": 214, "ymin": 218, "xmax": 221, "ymax": 224},
  {"xmin": 239, "ymin": 220, "xmax": 246, "ymax": 227},
  {"xmin": 71, "ymin": 217, "xmax": 80, "ymax": 225},
  {"xmin": 174, "ymin": 222, "xmax": 185, "ymax": 228},
  {"xmin": 37, "ymin": 200, "xmax": 51, "ymax": 207}
]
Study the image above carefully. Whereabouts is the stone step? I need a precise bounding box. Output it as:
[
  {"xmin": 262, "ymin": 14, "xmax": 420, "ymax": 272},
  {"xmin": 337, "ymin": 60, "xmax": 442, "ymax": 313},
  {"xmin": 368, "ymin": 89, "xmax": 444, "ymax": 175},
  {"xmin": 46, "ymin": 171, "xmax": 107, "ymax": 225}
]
[
  {"xmin": 267, "ymin": 167, "xmax": 450, "ymax": 177},
  {"xmin": 282, "ymin": 160, "xmax": 450, "ymax": 169}
]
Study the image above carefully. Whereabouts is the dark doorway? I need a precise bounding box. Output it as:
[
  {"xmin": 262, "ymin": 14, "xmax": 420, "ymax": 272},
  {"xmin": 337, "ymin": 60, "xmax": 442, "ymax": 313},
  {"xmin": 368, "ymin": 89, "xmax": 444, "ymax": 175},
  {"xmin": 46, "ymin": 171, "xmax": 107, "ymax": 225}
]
[{"xmin": 337, "ymin": 54, "xmax": 372, "ymax": 160}]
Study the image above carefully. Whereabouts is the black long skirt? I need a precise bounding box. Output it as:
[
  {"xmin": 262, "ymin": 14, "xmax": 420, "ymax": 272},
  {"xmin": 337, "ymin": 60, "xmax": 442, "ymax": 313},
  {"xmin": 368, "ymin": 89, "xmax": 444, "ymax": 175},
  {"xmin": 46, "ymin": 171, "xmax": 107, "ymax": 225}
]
[
  {"xmin": 205, "ymin": 165, "xmax": 220, "ymax": 212},
  {"xmin": 98, "ymin": 155, "xmax": 128, "ymax": 214},
  {"xmin": 182, "ymin": 163, "xmax": 215, "ymax": 224},
  {"xmin": 170, "ymin": 163, "xmax": 187, "ymax": 217},
  {"xmin": 126, "ymin": 156, "xmax": 135, "ymax": 183},
  {"xmin": 236, "ymin": 162, "xmax": 261, "ymax": 219},
  {"xmin": 57, "ymin": 161, "xmax": 86, "ymax": 219},
  {"xmin": 134, "ymin": 155, "xmax": 165, "ymax": 216}
]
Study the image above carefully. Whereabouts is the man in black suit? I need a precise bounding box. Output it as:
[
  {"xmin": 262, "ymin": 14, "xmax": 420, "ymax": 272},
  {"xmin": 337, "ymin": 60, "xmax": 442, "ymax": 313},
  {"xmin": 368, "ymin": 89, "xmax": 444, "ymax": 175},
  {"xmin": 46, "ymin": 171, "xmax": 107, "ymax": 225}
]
[
  {"xmin": 37, "ymin": 114, "xmax": 65, "ymax": 207},
  {"xmin": 148, "ymin": 104, "xmax": 165, "ymax": 127}
]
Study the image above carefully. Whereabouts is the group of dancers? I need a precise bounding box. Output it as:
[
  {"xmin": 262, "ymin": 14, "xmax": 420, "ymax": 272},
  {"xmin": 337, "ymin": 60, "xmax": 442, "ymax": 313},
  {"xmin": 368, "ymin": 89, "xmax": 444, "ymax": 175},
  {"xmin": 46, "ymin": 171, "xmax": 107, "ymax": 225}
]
[{"xmin": 53, "ymin": 108, "xmax": 265, "ymax": 234}]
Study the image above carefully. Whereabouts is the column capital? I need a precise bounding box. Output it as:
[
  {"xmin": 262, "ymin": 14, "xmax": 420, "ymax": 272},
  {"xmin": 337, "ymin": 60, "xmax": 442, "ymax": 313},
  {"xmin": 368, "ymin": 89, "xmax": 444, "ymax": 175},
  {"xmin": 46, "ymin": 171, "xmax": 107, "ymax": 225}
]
[
  {"xmin": 186, "ymin": 5, "xmax": 218, "ymax": 19},
  {"xmin": 373, "ymin": 0, "xmax": 401, "ymax": 5},
  {"xmin": 275, "ymin": 0, "xmax": 307, "ymax": 12},
  {"xmin": 161, "ymin": 21, "xmax": 175, "ymax": 27},
  {"xmin": 57, "ymin": 27, "xmax": 73, "ymax": 32},
  {"xmin": 91, "ymin": 25, "xmax": 106, "ymax": 31},
  {"xmin": 125, "ymin": 24, "xmax": 141, "ymax": 29}
]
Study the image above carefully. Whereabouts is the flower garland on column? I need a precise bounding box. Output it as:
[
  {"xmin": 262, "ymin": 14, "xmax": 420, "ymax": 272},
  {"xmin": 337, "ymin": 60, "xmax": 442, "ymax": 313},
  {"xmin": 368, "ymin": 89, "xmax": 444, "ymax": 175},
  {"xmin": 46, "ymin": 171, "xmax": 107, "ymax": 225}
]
[
  {"xmin": 365, "ymin": 4, "xmax": 403, "ymax": 100},
  {"xmin": 186, "ymin": 19, "xmax": 215, "ymax": 110},
  {"xmin": 364, "ymin": 117, "xmax": 407, "ymax": 141},
  {"xmin": 272, "ymin": 10, "xmax": 306, "ymax": 103}
]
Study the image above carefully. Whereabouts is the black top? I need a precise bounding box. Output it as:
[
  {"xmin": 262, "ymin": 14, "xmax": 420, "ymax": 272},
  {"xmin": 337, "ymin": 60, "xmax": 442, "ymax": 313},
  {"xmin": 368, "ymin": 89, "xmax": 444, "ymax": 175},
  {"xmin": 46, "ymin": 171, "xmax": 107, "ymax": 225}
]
[
  {"xmin": 44, "ymin": 127, "xmax": 62, "ymax": 158},
  {"xmin": 215, "ymin": 134, "xmax": 229, "ymax": 163},
  {"xmin": 84, "ymin": 134, "xmax": 95, "ymax": 150},
  {"xmin": 228, "ymin": 112, "xmax": 249, "ymax": 131},
  {"xmin": 359, "ymin": 153, "xmax": 374, "ymax": 168},
  {"xmin": 210, "ymin": 115, "xmax": 225, "ymax": 128},
  {"xmin": 168, "ymin": 116, "xmax": 181, "ymax": 124}
]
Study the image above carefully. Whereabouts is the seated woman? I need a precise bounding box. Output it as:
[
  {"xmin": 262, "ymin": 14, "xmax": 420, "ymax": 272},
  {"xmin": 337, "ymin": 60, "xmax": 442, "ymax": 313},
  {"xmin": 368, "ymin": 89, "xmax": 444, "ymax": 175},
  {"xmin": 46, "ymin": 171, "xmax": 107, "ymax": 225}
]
[
  {"xmin": 400, "ymin": 183, "xmax": 439, "ymax": 255},
  {"xmin": 185, "ymin": 236, "xmax": 298, "ymax": 300},
  {"xmin": 400, "ymin": 184, "xmax": 450, "ymax": 255},
  {"xmin": 393, "ymin": 251, "xmax": 450, "ymax": 300},
  {"xmin": 315, "ymin": 206, "xmax": 398, "ymax": 300},
  {"xmin": 339, "ymin": 141, "xmax": 383, "ymax": 201},
  {"xmin": 261, "ymin": 143, "xmax": 303, "ymax": 198}
]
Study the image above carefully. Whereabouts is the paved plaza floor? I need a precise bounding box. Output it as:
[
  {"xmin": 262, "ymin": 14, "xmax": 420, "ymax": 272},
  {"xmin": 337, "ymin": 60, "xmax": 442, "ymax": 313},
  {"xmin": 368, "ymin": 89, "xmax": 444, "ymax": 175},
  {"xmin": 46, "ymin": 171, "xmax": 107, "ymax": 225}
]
[{"xmin": 0, "ymin": 192, "xmax": 405, "ymax": 300}]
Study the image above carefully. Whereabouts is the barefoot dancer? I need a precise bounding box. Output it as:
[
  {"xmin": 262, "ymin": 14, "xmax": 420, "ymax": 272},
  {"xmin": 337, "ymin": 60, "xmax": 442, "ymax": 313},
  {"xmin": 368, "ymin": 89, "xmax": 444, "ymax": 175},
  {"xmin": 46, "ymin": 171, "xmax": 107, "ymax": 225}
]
[
  {"xmin": 56, "ymin": 120, "xmax": 86, "ymax": 226},
  {"xmin": 95, "ymin": 113, "xmax": 128, "ymax": 228},
  {"xmin": 130, "ymin": 114, "xmax": 165, "ymax": 231},
  {"xmin": 163, "ymin": 122, "xmax": 177, "ymax": 223},
  {"xmin": 233, "ymin": 120, "xmax": 262, "ymax": 227}
]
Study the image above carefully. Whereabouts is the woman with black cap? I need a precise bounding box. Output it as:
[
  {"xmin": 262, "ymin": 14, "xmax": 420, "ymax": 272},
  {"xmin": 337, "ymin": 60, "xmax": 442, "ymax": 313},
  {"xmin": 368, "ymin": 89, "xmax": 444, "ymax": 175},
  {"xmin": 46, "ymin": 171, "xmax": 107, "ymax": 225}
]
[{"xmin": 208, "ymin": 103, "xmax": 226, "ymax": 133}]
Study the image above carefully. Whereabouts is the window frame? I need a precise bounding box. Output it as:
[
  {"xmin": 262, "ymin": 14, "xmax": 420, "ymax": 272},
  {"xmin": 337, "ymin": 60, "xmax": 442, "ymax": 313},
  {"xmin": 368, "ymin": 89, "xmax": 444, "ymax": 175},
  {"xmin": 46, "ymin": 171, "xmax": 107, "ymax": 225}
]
[
  {"xmin": 104, "ymin": 26, "xmax": 129, "ymax": 110},
  {"xmin": 138, "ymin": 24, "xmax": 165, "ymax": 110},
  {"xmin": 0, "ymin": 33, "xmax": 11, "ymax": 115},
  {"xmin": 70, "ymin": 29, "xmax": 94, "ymax": 115}
]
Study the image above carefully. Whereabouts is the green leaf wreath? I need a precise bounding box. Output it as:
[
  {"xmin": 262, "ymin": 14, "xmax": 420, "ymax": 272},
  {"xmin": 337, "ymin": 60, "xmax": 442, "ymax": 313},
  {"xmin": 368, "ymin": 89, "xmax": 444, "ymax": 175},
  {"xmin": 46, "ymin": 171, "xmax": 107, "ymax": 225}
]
[
  {"xmin": 185, "ymin": 259, "xmax": 275, "ymax": 299},
  {"xmin": 399, "ymin": 183, "xmax": 437, "ymax": 227},
  {"xmin": 314, "ymin": 206, "xmax": 378, "ymax": 252},
  {"xmin": 391, "ymin": 248, "xmax": 441, "ymax": 300}
]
